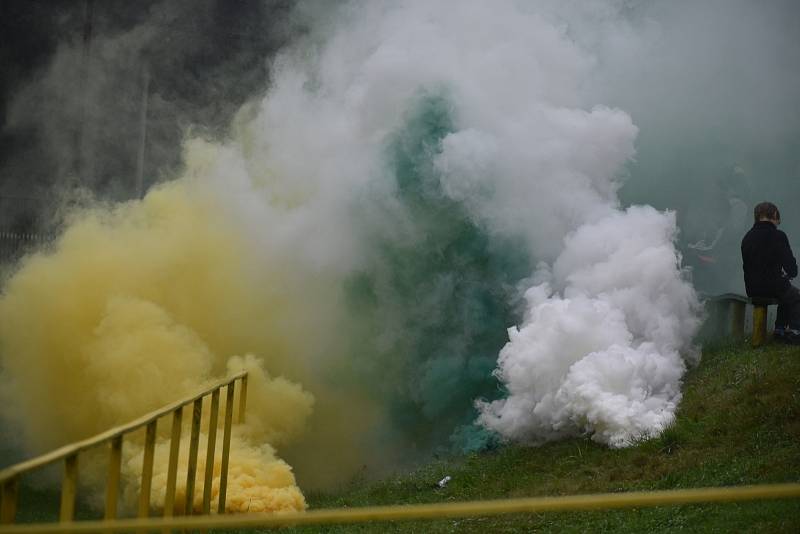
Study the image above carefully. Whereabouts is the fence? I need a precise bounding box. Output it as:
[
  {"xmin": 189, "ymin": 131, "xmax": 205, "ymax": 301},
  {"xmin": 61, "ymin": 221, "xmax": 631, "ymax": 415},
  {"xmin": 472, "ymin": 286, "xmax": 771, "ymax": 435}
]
[
  {"xmin": 0, "ymin": 232, "xmax": 52, "ymax": 266},
  {"xmin": 0, "ymin": 192, "xmax": 51, "ymax": 265},
  {"xmin": 0, "ymin": 371, "xmax": 248, "ymax": 526},
  {"xmin": 0, "ymin": 483, "xmax": 797, "ymax": 532}
]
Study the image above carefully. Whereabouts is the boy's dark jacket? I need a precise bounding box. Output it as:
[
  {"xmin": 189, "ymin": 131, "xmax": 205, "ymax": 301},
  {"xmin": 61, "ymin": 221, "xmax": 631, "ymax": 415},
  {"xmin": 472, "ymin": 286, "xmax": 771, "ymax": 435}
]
[{"xmin": 741, "ymin": 220, "xmax": 798, "ymax": 297}]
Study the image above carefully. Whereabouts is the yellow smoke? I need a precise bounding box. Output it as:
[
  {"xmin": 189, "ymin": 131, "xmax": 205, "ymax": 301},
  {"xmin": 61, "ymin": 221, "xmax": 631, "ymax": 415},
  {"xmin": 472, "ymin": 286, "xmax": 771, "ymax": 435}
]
[{"xmin": 0, "ymin": 179, "xmax": 314, "ymax": 513}]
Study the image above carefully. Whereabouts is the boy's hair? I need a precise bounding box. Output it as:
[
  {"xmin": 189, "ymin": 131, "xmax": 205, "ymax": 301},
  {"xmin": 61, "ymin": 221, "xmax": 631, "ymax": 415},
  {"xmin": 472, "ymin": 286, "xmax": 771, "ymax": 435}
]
[{"xmin": 754, "ymin": 201, "xmax": 781, "ymax": 223}]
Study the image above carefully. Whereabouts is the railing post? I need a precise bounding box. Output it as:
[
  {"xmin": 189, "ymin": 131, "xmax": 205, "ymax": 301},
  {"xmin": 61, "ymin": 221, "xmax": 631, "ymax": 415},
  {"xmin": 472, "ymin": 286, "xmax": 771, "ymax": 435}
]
[
  {"xmin": 218, "ymin": 381, "xmax": 236, "ymax": 513},
  {"xmin": 0, "ymin": 476, "xmax": 19, "ymax": 524},
  {"xmin": 139, "ymin": 420, "xmax": 157, "ymax": 518},
  {"xmin": 105, "ymin": 436, "xmax": 123, "ymax": 519},
  {"xmin": 202, "ymin": 389, "xmax": 220, "ymax": 515},
  {"xmin": 185, "ymin": 398, "xmax": 203, "ymax": 515},
  {"xmin": 60, "ymin": 454, "xmax": 79, "ymax": 522},
  {"xmin": 163, "ymin": 407, "xmax": 183, "ymax": 517},
  {"xmin": 238, "ymin": 375, "xmax": 248, "ymax": 424}
]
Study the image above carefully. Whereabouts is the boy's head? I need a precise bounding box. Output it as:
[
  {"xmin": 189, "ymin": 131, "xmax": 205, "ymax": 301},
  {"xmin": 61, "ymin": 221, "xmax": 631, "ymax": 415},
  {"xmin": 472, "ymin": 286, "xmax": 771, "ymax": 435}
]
[{"xmin": 754, "ymin": 201, "xmax": 781, "ymax": 225}]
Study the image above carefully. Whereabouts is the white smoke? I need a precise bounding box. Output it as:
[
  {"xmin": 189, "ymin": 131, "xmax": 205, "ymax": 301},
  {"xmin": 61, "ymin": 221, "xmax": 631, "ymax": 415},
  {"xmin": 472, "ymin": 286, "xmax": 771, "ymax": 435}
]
[
  {"xmin": 194, "ymin": 0, "xmax": 702, "ymax": 448},
  {"xmin": 216, "ymin": 0, "xmax": 641, "ymax": 265},
  {"xmin": 477, "ymin": 207, "xmax": 701, "ymax": 447}
]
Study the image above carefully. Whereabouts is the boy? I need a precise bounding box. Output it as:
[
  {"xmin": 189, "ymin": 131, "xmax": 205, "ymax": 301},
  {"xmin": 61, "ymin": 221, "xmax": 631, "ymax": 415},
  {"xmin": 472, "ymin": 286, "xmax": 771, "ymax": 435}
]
[{"xmin": 741, "ymin": 202, "xmax": 800, "ymax": 341}]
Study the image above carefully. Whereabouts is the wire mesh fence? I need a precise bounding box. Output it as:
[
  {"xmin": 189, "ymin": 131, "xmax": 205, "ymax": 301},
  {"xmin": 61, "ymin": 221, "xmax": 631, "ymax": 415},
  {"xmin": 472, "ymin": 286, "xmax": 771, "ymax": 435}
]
[
  {"xmin": 0, "ymin": 194, "xmax": 53, "ymax": 265},
  {"xmin": 0, "ymin": 232, "xmax": 52, "ymax": 266}
]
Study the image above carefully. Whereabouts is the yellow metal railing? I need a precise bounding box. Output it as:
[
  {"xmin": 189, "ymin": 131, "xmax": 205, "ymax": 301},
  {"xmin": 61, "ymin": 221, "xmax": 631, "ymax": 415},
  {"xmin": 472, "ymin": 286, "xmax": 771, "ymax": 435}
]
[
  {"xmin": 0, "ymin": 371, "xmax": 248, "ymax": 525},
  {"xmin": 0, "ymin": 364, "xmax": 797, "ymax": 532},
  {"xmin": 0, "ymin": 483, "xmax": 796, "ymax": 532}
]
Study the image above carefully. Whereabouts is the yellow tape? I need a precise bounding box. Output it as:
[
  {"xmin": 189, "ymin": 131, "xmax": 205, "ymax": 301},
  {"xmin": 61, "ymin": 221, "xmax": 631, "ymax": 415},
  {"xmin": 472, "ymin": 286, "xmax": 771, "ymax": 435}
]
[{"xmin": 0, "ymin": 483, "xmax": 798, "ymax": 533}]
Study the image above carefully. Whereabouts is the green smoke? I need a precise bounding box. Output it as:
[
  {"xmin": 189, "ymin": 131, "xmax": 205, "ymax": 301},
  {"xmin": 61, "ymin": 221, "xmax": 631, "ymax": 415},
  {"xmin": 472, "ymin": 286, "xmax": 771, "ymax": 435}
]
[{"xmin": 346, "ymin": 92, "xmax": 529, "ymax": 455}]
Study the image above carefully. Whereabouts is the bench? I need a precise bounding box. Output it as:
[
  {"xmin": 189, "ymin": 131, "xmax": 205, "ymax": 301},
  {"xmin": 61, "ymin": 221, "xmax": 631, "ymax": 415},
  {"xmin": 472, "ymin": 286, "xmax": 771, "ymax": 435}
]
[
  {"xmin": 708, "ymin": 294, "xmax": 780, "ymax": 347},
  {"xmin": 708, "ymin": 293, "xmax": 748, "ymax": 339}
]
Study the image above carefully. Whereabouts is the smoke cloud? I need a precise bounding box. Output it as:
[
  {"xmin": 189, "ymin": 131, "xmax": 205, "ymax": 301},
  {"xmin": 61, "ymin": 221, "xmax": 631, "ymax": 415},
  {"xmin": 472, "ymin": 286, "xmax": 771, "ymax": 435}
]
[
  {"xmin": 478, "ymin": 207, "xmax": 701, "ymax": 446},
  {"xmin": 0, "ymin": 180, "xmax": 314, "ymax": 512},
  {"xmin": 252, "ymin": 0, "xmax": 698, "ymax": 450},
  {"xmin": 0, "ymin": 0, "xmax": 298, "ymax": 226},
  {"xmin": 561, "ymin": 0, "xmax": 800, "ymax": 295},
  {"xmin": 1, "ymin": 0, "xmax": 799, "ymax": 510}
]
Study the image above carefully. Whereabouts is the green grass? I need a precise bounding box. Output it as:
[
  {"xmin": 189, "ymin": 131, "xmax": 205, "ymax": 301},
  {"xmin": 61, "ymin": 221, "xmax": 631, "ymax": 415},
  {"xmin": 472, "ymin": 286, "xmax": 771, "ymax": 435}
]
[
  {"xmin": 6, "ymin": 341, "xmax": 800, "ymax": 532},
  {"xmin": 278, "ymin": 340, "xmax": 800, "ymax": 533}
]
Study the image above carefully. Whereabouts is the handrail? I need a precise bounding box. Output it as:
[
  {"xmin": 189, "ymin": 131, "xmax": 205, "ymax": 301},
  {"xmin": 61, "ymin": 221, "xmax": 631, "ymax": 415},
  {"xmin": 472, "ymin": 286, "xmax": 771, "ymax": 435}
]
[
  {"xmin": 0, "ymin": 370, "xmax": 248, "ymax": 524},
  {"xmin": 0, "ymin": 371, "xmax": 246, "ymax": 482},
  {"xmin": 0, "ymin": 483, "xmax": 797, "ymax": 533}
]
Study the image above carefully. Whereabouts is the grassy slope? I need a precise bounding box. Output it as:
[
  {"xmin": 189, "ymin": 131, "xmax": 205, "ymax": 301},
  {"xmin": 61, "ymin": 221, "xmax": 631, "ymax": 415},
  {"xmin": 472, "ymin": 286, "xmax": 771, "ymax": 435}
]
[
  {"xmin": 281, "ymin": 341, "xmax": 800, "ymax": 533},
  {"xmin": 6, "ymin": 341, "xmax": 799, "ymax": 531}
]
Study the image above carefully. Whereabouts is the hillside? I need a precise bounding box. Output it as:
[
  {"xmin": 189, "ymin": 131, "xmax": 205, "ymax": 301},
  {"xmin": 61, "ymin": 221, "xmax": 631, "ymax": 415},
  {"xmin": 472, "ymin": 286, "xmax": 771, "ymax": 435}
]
[
  {"xmin": 284, "ymin": 341, "xmax": 800, "ymax": 533},
  {"xmin": 6, "ymin": 341, "xmax": 799, "ymax": 531}
]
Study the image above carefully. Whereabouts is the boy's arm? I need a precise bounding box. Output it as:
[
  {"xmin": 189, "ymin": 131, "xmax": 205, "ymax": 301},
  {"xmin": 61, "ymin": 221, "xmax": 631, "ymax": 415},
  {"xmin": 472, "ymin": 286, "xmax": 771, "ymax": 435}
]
[{"xmin": 780, "ymin": 232, "xmax": 798, "ymax": 279}]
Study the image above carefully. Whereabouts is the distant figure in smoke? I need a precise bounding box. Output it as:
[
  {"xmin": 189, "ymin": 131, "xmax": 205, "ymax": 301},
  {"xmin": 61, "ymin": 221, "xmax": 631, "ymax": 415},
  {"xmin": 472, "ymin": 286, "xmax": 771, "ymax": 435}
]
[
  {"xmin": 687, "ymin": 165, "xmax": 750, "ymax": 295},
  {"xmin": 741, "ymin": 202, "xmax": 800, "ymax": 342}
]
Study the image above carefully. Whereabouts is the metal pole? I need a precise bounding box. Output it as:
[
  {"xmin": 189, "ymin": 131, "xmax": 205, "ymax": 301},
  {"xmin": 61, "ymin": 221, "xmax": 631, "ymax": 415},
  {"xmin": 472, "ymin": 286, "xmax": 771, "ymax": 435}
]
[
  {"xmin": 0, "ymin": 477, "xmax": 19, "ymax": 524},
  {"xmin": 59, "ymin": 455, "xmax": 79, "ymax": 522},
  {"xmin": 237, "ymin": 375, "xmax": 248, "ymax": 424},
  {"xmin": 135, "ymin": 65, "xmax": 149, "ymax": 199},
  {"xmin": 138, "ymin": 421, "xmax": 157, "ymax": 518},
  {"xmin": 185, "ymin": 399, "xmax": 203, "ymax": 515},
  {"xmin": 163, "ymin": 408, "xmax": 183, "ymax": 516},
  {"xmin": 201, "ymin": 390, "xmax": 220, "ymax": 515},
  {"xmin": 104, "ymin": 436, "xmax": 123, "ymax": 520},
  {"xmin": 75, "ymin": 0, "xmax": 94, "ymax": 183},
  {"xmin": 217, "ymin": 383, "xmax": 235, "ymax": 513}
]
